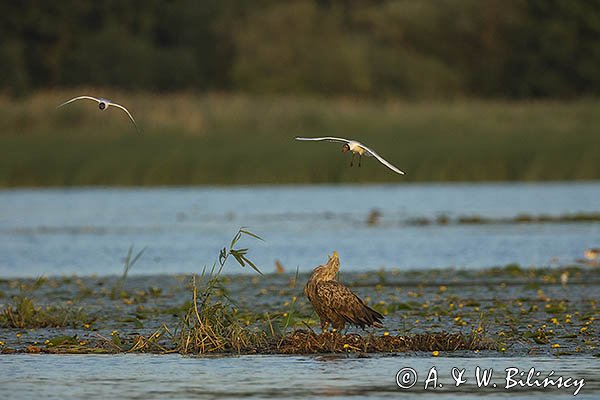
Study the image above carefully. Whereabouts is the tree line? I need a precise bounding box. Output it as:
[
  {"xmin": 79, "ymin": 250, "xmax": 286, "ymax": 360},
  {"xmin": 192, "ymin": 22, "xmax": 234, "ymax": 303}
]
[{"xmin": 1, "ymin": 0, "xmax": 599, "ymax": 98}]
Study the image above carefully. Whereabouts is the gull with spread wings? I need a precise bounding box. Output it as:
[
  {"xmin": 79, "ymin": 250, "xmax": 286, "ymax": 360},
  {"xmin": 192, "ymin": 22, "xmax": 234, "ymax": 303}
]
[
  {"xmin": 57, "ymin": 96, "xmax": 139, "ymax": 132},
  {"xmin": 295, "ymin": 136, "xmax": 405, "ymax": 175}
]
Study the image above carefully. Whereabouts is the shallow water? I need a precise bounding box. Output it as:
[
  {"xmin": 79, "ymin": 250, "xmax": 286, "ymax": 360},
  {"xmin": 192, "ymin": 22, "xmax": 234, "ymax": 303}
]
[
  {"xmin": 1, "ymin": 183, "xmax": 599, "ymax": 399},
  {"xmin": 0, "ymin": 354, "xmax": 598, "ymax": 399},
  {"xmin": 1, "ymin": 182, "xmax": 599, "ymax": 277}
]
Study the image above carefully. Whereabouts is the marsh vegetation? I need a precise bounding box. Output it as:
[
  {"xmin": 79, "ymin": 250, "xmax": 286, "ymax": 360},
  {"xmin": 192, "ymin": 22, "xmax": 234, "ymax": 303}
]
[
  {"xmin": 1, "ymin": 261, "xmax": 598, "ymax": 356},
  {"xmin": 0, "ymin": 92, "xmax": 598, "ymax": 186}
]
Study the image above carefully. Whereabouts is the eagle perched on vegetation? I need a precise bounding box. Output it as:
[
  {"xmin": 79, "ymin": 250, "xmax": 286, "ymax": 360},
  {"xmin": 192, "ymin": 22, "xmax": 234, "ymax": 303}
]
[{"xmin": 305, "ymin": 251, "xmax": 384, "ymax": 332}]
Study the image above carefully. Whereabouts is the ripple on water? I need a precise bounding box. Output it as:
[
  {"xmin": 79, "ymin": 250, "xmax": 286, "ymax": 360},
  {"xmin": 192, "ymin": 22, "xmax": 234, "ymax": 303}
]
[{"xmin": 0, "ymin": 354, "xmax": 598, "ymax": 399}]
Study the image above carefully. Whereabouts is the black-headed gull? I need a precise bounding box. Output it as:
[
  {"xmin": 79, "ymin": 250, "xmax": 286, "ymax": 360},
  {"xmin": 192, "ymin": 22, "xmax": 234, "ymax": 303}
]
[
  {"xmin": 56, "ymin": 96, "xmax": 139, "ymax": 132},
  {"xmin": 295, "ymin": 136, "xmax": 405, "ymax": 175}
]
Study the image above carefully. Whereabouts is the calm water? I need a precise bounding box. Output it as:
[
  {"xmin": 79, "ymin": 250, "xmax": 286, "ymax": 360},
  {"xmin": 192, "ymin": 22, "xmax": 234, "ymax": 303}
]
[
  {"xmin": 1, "ymin": 183, "xmax": 599, "ymax": 399},
  {"xmin": 0, "ymin": 354, "xmax": 598, "ymax": 399},
  {"xmin": 1, "ymin": 182, "xmax": 599, "ymax": 277}
]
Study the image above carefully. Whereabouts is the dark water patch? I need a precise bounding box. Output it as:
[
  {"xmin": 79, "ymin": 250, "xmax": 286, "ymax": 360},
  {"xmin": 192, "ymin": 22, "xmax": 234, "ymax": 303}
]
[{"xmin": 407, "ymin": 212, "xmax": 600, "ymax": 226}]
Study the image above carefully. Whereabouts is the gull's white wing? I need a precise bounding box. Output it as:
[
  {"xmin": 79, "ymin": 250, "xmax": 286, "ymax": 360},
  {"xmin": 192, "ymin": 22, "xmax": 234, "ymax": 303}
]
[
  {"xmin": 295, "ymin": 136, "xmax": 352, "ymax": 144},
  {"xmin": 108, "ymin": 102, "xmax": 139, "ymax": 132},
  {"xmin": 56, "ymin": 96, "xmax": 101, "ymax": 109},
  {"xmin": 360, "ymin": 143, "xmax": 405, "ymax": 175}
]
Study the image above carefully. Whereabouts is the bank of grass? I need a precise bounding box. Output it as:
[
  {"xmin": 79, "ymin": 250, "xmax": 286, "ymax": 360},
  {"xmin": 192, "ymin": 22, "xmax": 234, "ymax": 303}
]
[
  {"xmin": 0, "ymin": 90, "xmax": 598, "ymax": 186},
  {"xmin": 1, "ymin": 295, "xmax": 90, "ymax": 329},
  {"xmin": 0, "ymin": 227, "xmax": 499, "ymax": 355},
  {"xmin": 1, "ymin": 264, "xmax": 599, "ymax": 355}
]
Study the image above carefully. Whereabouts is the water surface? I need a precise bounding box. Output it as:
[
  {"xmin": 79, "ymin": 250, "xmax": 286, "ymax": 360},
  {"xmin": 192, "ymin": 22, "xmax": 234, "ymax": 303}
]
[
  {"xmin": 0, "ymin": 354, "xmax": 597, "ymax": 399},
  {"xmin": 1, "ymin": 183, "xmax": 598, "ymax": 277}
]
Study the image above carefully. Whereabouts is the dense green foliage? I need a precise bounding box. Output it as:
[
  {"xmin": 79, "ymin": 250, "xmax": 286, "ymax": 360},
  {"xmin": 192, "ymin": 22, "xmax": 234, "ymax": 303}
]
[
  {"xmin": 1, "ymin": 0, "xmax": 599, "ymax": 98},
  {"xmin": 0, "ymin": 92, "xmax": 597, "ymax": 186}
]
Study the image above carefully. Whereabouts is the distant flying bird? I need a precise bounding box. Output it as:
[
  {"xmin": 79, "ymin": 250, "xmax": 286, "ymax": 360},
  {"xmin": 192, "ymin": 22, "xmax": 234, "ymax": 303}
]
[
  {"xmin": 305, "ymin": 251, "xmax": 384, "ymax": 333},
  {"xmin": 57, "ymin": 96, "xmax": 139, "ymax": 132},
  {"xmin": 295, "ymin": 136, "xmax": 405, "ymax": 175}
]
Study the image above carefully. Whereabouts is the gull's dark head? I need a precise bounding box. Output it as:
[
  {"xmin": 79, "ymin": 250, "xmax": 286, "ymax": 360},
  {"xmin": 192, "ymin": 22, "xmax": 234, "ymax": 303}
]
[
  {"xmin": 342, "ymin": 143, "xmax": 350, "ymax": 153},
  {"xmin": 98, "ymin": 102, "xmax": 107, "ymax": 110}
]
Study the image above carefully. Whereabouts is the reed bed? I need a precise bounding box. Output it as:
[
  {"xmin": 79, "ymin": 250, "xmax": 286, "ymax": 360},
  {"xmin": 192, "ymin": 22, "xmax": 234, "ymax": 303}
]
[{"xmin": 0, "ymin": 91, "xmax": 598, "ymax": 185}]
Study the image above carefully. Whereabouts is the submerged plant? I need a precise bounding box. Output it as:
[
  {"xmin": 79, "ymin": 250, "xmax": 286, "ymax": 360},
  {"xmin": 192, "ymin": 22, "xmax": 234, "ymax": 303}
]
[
  {"xmin": 1, "ymin": 296, "xmax": 89, "ymax": 329},
  {"xmin": 0, "ymin": 274, "xmax": 91, "ymax": 329},
  {"xmin": 110, "ymin": 245, "xmax": 146, "ymax": 300},
  {"xmin": 276, "ymin": 266, "xmax": 311, "ymax": 336}
]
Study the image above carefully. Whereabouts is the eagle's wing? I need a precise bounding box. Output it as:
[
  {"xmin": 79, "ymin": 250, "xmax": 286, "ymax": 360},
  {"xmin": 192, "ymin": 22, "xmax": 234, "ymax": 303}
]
[{"xmin": 316, "ymin": 281, "xmax": 384, "ymax": 328}]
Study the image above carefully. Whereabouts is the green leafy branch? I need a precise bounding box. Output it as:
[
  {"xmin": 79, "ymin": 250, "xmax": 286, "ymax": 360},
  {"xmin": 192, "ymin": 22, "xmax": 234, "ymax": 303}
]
[{"xmin": 219, "ymin": 227, "xmax": 264, "ymax": 275}]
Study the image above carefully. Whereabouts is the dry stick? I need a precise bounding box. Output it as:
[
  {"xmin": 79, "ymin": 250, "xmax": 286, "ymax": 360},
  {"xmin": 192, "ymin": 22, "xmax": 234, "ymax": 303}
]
[
  {"xmin": 158, "ymin": 324, "xmax": 178, "ymax": 353},
  {"xmin": 266, "ymin": 313, "xmax": 275, "ymax": 337},
  {"xmin": 144, "ymin": 327, "xmax": 171, "ymax": 353},
  {"xmin": 94, "ymin": 332, "xmax": 124, "ymax": 352},
  {"xmin": 190, "ymin": 275, "xmax": 222, "ymax": 352}
]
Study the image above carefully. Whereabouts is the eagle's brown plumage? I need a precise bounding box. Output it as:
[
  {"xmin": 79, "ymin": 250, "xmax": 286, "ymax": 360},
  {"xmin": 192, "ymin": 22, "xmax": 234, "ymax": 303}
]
[{"xmin": 304, "ymin": 251, "xmax": 384, "ymax": 332}]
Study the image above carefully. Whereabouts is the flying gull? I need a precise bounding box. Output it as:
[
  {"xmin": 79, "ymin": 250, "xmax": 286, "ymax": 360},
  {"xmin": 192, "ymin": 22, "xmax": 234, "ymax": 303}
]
[
  {"xmin": 295, "ymin": 136, "xmax": 405, "ymax": 175},
  {"xmin": 57, "ymin": 95, "xmax": 139, "ymax": 132}
]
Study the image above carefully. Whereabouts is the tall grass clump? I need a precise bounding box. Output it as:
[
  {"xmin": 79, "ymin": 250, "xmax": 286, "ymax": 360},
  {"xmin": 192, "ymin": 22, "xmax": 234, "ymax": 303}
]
[{"xmin": 176, "ymin": 228, "xmax": 268, "ymax": 354}]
